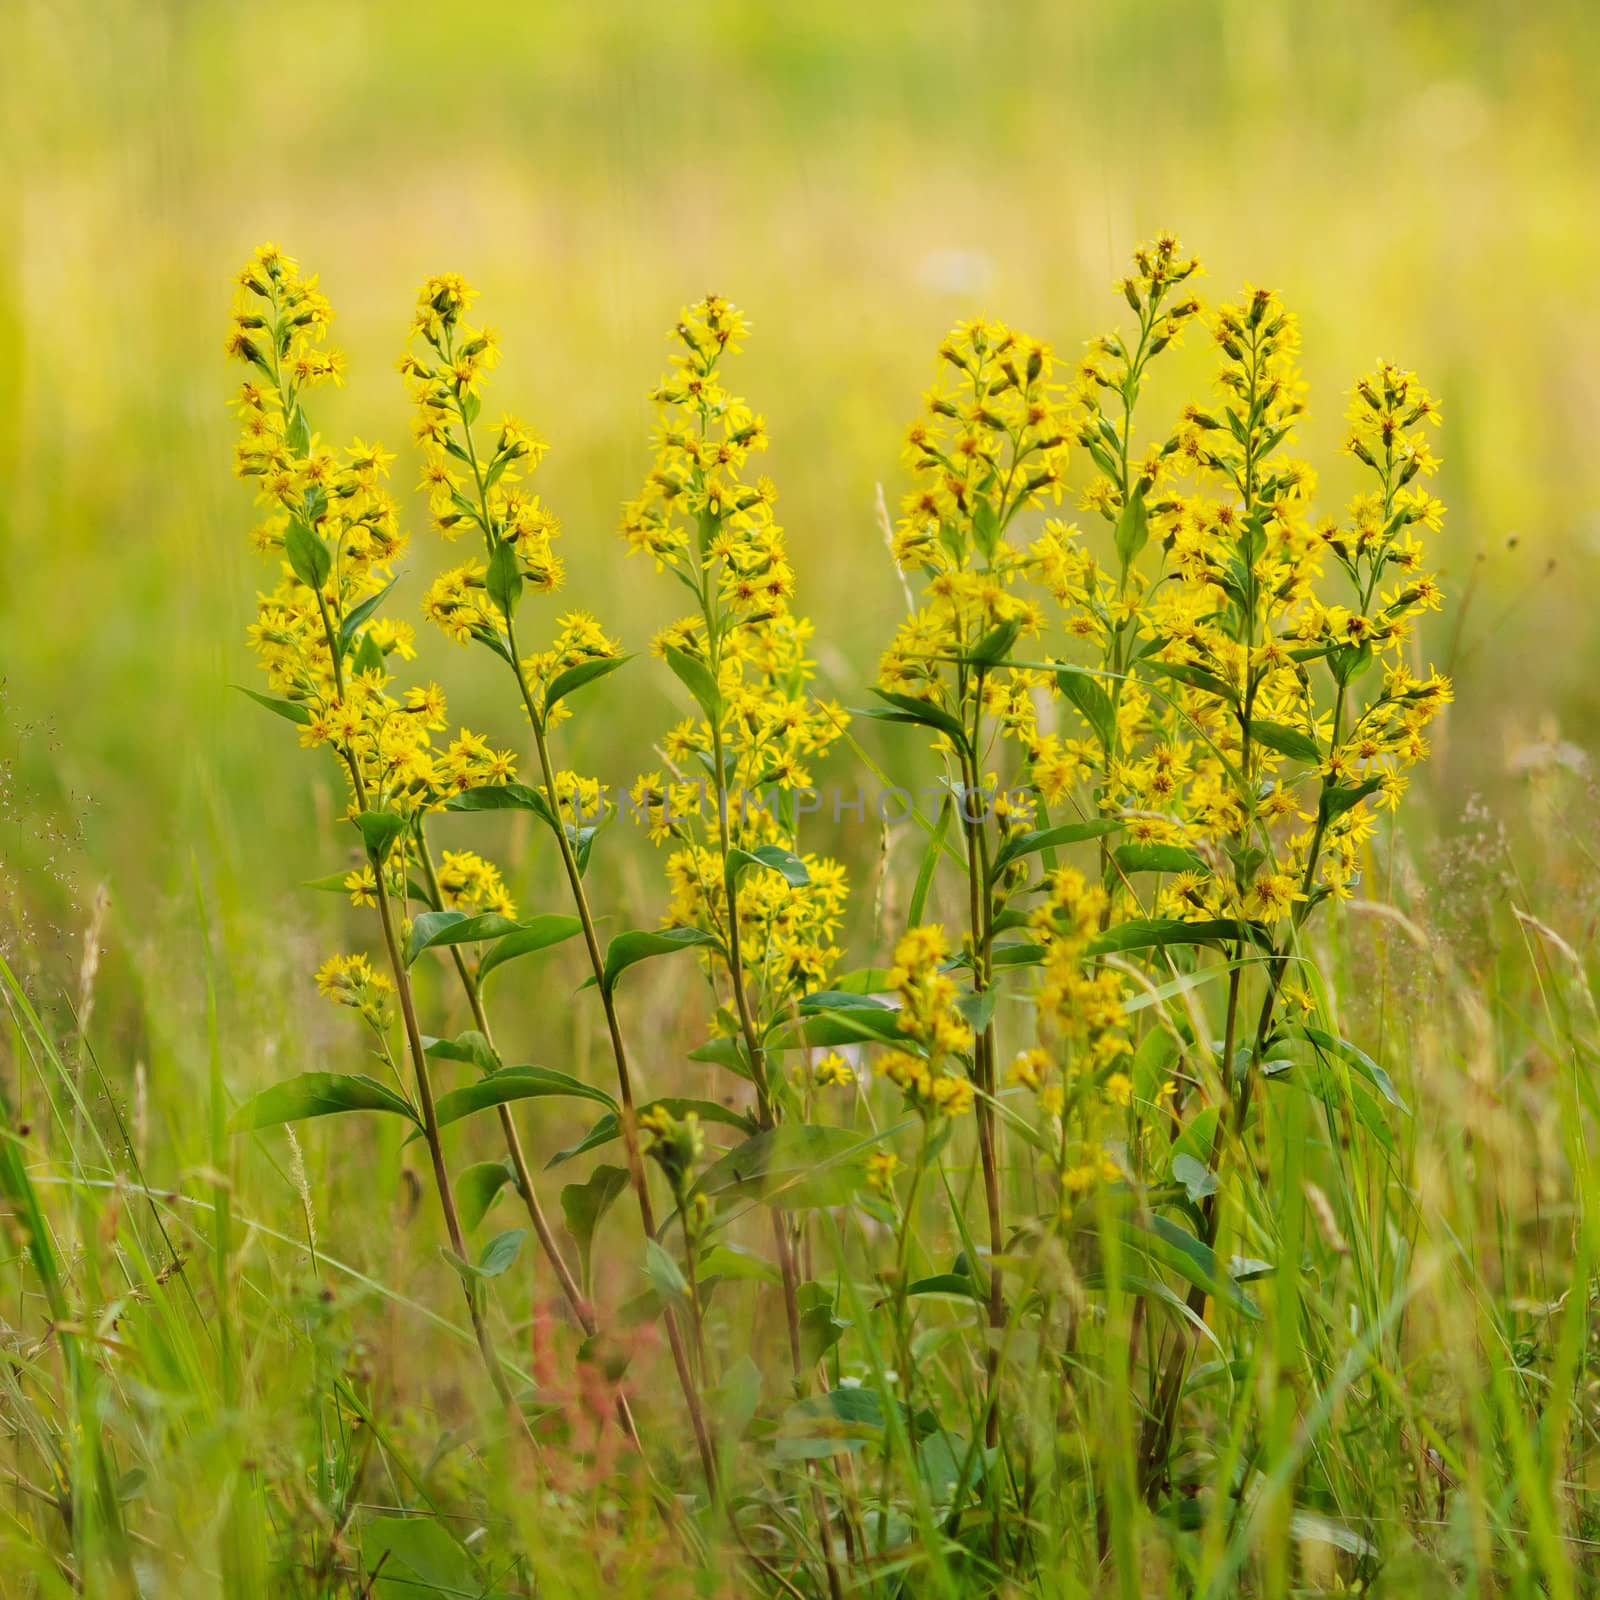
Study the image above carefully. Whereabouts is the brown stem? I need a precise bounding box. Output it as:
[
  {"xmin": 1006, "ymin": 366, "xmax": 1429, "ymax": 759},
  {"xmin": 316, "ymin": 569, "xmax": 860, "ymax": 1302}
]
[
  {"xmin": 415, "ymin": 833, "xmax": 647, "ymax": 1458},
  {"xmin": 372, "ymin": 874, "xmax": 533, "ymax": 1451},
  {"xmin": 521, "ymin": 706, "xmax": 720, "ymax": 1499},
  {"xmin": 959, "ymin": 751, "xmax": 1006, "ymax": 1453}
]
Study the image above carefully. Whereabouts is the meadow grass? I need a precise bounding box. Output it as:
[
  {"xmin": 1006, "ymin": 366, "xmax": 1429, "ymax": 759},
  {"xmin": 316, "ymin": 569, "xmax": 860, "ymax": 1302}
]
[{"xmin": 4, "ymin": 4, "xmax": 1600, "ymax": 1596}]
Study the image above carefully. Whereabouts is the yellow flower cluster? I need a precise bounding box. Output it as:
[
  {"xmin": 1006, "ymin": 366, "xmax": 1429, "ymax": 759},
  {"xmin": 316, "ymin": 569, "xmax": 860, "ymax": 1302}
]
[
  {"xmin": 1010, "ymin": 245, "xmax": 1454, "ymax": 933},
  {"xmin": 228, "ymin": 245, "xmax": 523, "ymax": 1009},
  {"xmin": 433, "ymin": 848, "xmax": 515, "ymax": 918},
  {"xmin": 662, "ymin": 847, "xmax": 849, "ymax": 997},
  {"xmin": 403, "ymin": 274, "xmax": 627, "ymax": 728},
  {"xmin": 1028, "ymin": 868, "xmax": 1131, "ymax": 1086},
  {"xmin": 879, "ymin": 316, "xmax": 1075, "ymax": 736},
  {"xmin": 876, "ymin": 926, "xmax": 976, "ymax": 1120},
  {"xmin": 886, "ymin": 926, "xmax": 974, "ymax": 1057},
  {"xmin": 622, "ymin": 297, "xmax": 851, "ymax": 1014},
  {"xmin": 314, "ymin": 952, "xmax": 395, "ymax": 1031}
]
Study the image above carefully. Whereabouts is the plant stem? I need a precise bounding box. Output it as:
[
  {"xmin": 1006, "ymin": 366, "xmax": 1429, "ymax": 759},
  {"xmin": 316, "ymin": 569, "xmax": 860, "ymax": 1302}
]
[
  {"xmin": 413, "ymin": 827, "xmax": 647, "ymax": 1457},
  {"xmin": 371, "ymin": 871, "xmax": 533, "ymax": 1449}
]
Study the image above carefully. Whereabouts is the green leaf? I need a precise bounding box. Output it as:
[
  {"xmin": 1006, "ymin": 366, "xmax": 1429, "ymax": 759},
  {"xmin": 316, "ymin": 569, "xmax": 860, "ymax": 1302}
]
[
  {"xmin": 600, "ymin": 926, "xmax": 720, "ymax": 995},
  {"xmin": 352, "ymin": 631, "xmax": 386, "ymax": 678},
  {"xmin": 727, "ymin": 843, "xmax": 809, "ymax": 888},
  {"xmin": 360, "ymin": 1517, "xmax": 477, "ymax": 1599},
  {"xmin": 993, "ymin": 818, "xmax": 1120, "ymax": 873},
  {"xmin": 1148, "ymin": 658, "xmax": 1238, "ymax": 704},
  {"xmin": 284, "ymin": 518, "xmax": 331, "ymax": 589},
  {"xmin": 233, "ymin": 686, "xmax": 312, "ymax": 726},
  {"xmin": 1319, "ymin": 775, "xmax": 1383, "ymax": 824},
  {"xmin": 1112, "ymin": 843, "xmax": 1208, "ymax": 876},
  {"xmin": 458, "ymin": 1160, "xmax": 516, "ymax": 1231},
  {"xmin": 956, "ymin": 987, "xmax": 997, "ymax": 1033},
  {"xmin": 698, "ymin": 1242, "xmax": 782, "ymax": 1285},
  {"xmin": 337, "ymin": 575, "xmax": 400, "ymax": 655},
  {"xmin": 545, "ymin": 653, "xmax": 630, "ymax": 712},
  {"xmin": 967, "ymin": 618, "xmax": 1019, "ymax": 667},
  {"xmin": 908, "ymin": 797, "xmax": 953, "ymax": 925},
  {"xmin": 797, "ymin": 990, "xmax": 893, "ymax": 1014},
  {"xmin": 1171, "ymin": 1153, "xmax": 1219, "ymax": 1204},
  {"xmin": 905, "ymin": 1273, "xmax": 983, "ymax": 1300},
  {"xmin": 1090, "ymin": 918, "xmax": 1268, "ymax": 956},
  {"xmin": 486, "ymin": 538, "xmax": 522, "ymax": 618},
  {"xmin": 1249, "ymin": 720, "xmax": 1321, "ymax": 764},
  {"xmin": 422, "ymin": 1030, "xmax": 500, "ymax": 1072},
  {"xmin": 444, "ymin": 783, "xmax": 558, "ymax": 828},
  {"xmin": 1124, "ymin": 1215, "xmax": 1259, "ymax": 1319},
  {"xmin": 860, "ymin": 688, "xmax": 968, "ymax": 749},
  {"xmin": 691, "ymin": 1124, "xmax": 872, "ymax": 1212},
  {"xmin": 714, "ymin": 1354, "xmax": 763, "ymax": 1440},
  {"xmin": 435, "ymin": 1066, "xmax": 617, "ymax": 1129},
  {"xmin": 1172, "ymin": 1107, "xmax": 1219, "ymax": 1175},
  {"xmin": 797, "ymin": 1282, "xmax": 848, "ymax": 1363},
  {"xmin": 663, "ymin": 644, "xmax": 722, "ymax": 721},
  {"xmin": 644, "ymin": 1238, "xmax": 689, "ymax": 1305},
  {"xmin": 1283, "ymin": 1025, "xmax": 1407, "ymax": 1111},
  {"xmin": 774, "ymin": 1385, "xmax": 889, "ymax": 1461},
  {"xmin": 231, "ymin": 1072, "xmax": 417, "ymax": 1133},
  {"xmin": 767, "ymin": 1007, "xmax": 911, "ymax": 1052},
  {"xmin": 476, "ymin": 1228, "xmax": 524, "ymax": 1279},
  {"xmin": 477, "ymin": 915, "xmax": 583, "ymax": 984},
  {"xmin": 356, "ymin": 811, "xmax": 407, "ymax": 863},
  {"xmin": 971, "ymin": 496, "xmax": 1001, "ymax": 561},
  {"xmin": 687, "ymin": 1036, "xmax": 751, "ymax": 1075},
  {"xmin": 561, "ymin": 1164, "xmax": 630, "ymax": 1295},
  {"xmin": 1114, "ymin": 490, "xmax": 1149, "ymax": 567},
  {"xmin": 989, "ymin": 943, "xmax": 1045, "ymax": 970},
  {"xmin": 1056, "ymin": 666, "xmax": 1116, "ymax": 750},
  {"xmin": 405, "ymin": 909, "xmax": 522, "ymax": 965}
]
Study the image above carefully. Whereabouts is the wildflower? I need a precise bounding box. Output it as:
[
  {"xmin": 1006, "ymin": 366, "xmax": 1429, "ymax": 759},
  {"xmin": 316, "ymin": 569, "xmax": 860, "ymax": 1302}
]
[
  {"xmin": 866, "ymin": 1150, "xmax": 902, "ymax": 1194},
  {"xmin": 314, "ymin": 952, "xmax": 394, "ymax": 1031}
]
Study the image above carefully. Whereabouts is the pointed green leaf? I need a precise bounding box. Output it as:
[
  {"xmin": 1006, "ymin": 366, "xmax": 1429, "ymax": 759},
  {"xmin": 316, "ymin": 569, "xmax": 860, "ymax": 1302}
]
[
  {"xmin": 690, "ymin": 1124, "xmax": 872, "ymax": 1212},
  {"xmin": 405, "ymin": 909, "xmax": 523, "ymax": 965},
  {"xmin": 860, "ymin": 688, "xmax": 968, "ymax": 748},
  {"xmin": 561, "ymin": 1164, "xmax": 630, "ymax": 1295},
  {"xmin": 458, "ymin": 1160, "xmax": 516, "ymax": 1231},
  {"xmin": 444, "ymin": 783, "xmax": 558, "ymax": 827},
  {"xmin": 231, "ymin": 1072, "xmax": 417, "ymax": 1132},
  {"xmin": 1090, "ymin": 918, "xmax": 1269, "ymax": 956},
  {"xmin": 727, "ymin": 844, "xmax": 809, "ymax": 888},
  {"xmin": 545, "ymin": 653, "xmax": 631, "ymax": 712},
  {"xmin": 663, "ymin": 644, "xmax": 722, "ymax": 721},
  {"xmin": 993, "ymin": 818, "xmax": 1120, "ymax": 874},
  {"xmin": 1248, "ymin": 720, "xmax": 1321, "ymax": 764},
  {"xmin": 337, "ymin": 574, "xmax": 400, "ymax": 655},
  {"xmin": 486, "ymin": 538, "xmax": 522, "ymax": 618},
  {"xmin": 434, "ymin": 1066, "xmax": 617, "ymax": 1130},
  {"xmin": 601, "ymin": 926, "xmax": 720, "ymax": 995},
  {"xmin": 1056, "ymin": 666, "xmax": 1116, "ymax": 750},
  {"xmin": 284, "ymin": 518, "xmax": 331, "ymax": 589},
  {"xmin": 422, "ymin": 1030, "xmax": 500, "ymax": 1072},
  {"xmin": 233, "ymin": 686, "xmax": 313, "ymax": 727},
  {"xmin": 477, "ymin": 915, "xmax": 583, "ymax": 984},
  {"xmin": 356, "ymin": 810, "xmax": 407, "ymax": 863},
  {"xmin": 477, "ymin": 1228, "xmax": 525, "ymax": 1279},
  {"xmin": 644, "ymin": 1239, "xmax": 689, "ymax": 1305},
  {"xmin": 1112, "ymin": 843, "xmax": 1208, "ymax": 876},
  {"xmin": 1114, "ymin": 490, "xmax": 1149, "ymax": 566}
]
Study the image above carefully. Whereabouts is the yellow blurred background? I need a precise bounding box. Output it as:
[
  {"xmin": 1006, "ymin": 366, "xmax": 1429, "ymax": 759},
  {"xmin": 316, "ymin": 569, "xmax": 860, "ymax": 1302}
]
[{"xmin": 4, "ymin": 0, "xmax": 1598, "ymax": 955}]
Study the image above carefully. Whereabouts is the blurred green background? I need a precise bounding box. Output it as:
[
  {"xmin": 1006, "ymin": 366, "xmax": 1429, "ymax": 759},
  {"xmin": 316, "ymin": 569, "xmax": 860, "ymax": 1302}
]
[{"xmin": 4, "ymin": 0, "xmax": 1598, "ymax": 991}]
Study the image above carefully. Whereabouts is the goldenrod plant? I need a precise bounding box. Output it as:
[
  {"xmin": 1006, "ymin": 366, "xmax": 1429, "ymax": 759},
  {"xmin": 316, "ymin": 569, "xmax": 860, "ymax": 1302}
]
[
  {"xmin": 14, "ymin": 218, "xmax": 1593, "ymax": 1598},
  {"xmin": 210, "ymin": 232, "xmax": 1474, "ymax": 1592}
]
